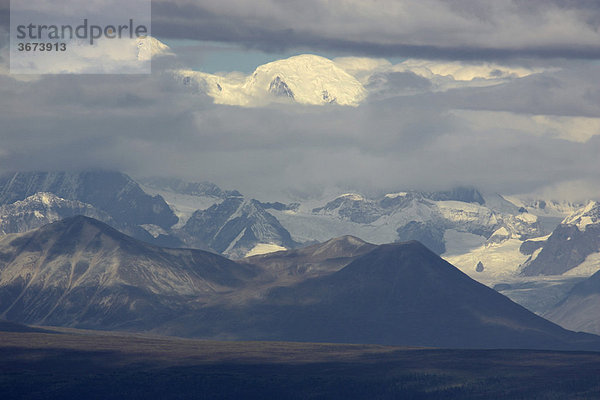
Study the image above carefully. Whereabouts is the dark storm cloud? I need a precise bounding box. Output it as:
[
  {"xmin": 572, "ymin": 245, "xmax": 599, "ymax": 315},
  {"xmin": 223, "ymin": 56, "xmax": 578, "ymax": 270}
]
[
  {"xmin": 151, "ymin": 0, "xmax": 600, "ymax": 61},
  {"xmin": 3, "ymin": 1, "xmax": 600, "ymax": 61}
]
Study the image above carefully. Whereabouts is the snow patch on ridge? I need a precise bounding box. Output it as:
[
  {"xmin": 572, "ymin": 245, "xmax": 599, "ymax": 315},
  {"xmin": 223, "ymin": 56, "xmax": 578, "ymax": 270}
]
[
  {"xmin": 245, "ymin": 243, "xmax": 288, "ymax": 257},
  {"xmin": 384, "ymin": 192, "xmax": 409, "ymax": 199},
  {"xmin": 338, "ymin": 193, "xmax": 366, "ymax": 201},
  {"xmin": 137, "ymin": 36, "xmax": 173, "ymax": 61}
]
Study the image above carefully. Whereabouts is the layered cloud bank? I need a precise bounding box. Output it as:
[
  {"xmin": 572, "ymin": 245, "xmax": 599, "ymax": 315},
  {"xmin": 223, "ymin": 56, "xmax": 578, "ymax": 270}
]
[
  {"xmin": 0, "ymin": 3, "xmax": 598, "ymax": 202},
  {"xmin": 152, "ymin": 0, "xmax": 600, "ymax": 60}
]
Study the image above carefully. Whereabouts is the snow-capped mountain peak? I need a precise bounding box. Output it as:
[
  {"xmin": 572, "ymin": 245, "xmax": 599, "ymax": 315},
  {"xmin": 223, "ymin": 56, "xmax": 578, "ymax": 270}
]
[
  {"xmin": 136, "ymin": 36, "xmax": 173, "ymax": 61},
  {"xmin": 245, "ymin": 54, "xmax": 367, "ymax": 105},
  {"xmin": 0, "ymin": 192, "xmax": 113, "ymax": 235},
  {"xmin": 177, "ymin": 54, "xmax": 367, "ymax": 107}
]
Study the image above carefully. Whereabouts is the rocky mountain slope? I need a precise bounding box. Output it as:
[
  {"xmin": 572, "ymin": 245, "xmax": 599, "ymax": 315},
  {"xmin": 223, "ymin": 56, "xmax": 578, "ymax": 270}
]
[
  {"xmin": 177, "ymin": 197, "xmax": 298, "ymax": 258},
  {"xmin": 0, "ymin": 192, "xmax": 112, "ymax": 234},
  {"xmin": 0, "ymin": 171, "xmax": 178, "ymax": 245},
  {"xmin": 0, "ymin": 216, "xmax": 258, "ymax": 330},
  {"xmin": 521, "ymin": 201, "xmax": 600, "ymax": 276}
]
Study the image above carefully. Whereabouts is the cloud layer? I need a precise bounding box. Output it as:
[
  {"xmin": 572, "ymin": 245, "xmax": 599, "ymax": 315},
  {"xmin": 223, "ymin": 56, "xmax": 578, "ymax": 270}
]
[
  {"xmin": 152, "ymin": 0, "xmax": 600, "ymax": 60},
  {"xmin": 0, "ymin": 51, "xmax": 598, "ymax": 201},
  {"xmin": 0, "ymin": 2, "xmax": 598, "ymax": 202}
]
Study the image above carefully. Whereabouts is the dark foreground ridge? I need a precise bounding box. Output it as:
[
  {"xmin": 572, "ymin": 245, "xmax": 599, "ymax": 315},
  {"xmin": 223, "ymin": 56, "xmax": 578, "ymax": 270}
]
[
  {"xmin": 1, "ymin": 327, "xmax": 600, "ymax": 400},
  {"xmin": 1, "ymin": 217, "xmax": 600, "ymax": 351},
  {"xmin": 185, "ymin": 240, "xmax": 600, "ymax": 351}
]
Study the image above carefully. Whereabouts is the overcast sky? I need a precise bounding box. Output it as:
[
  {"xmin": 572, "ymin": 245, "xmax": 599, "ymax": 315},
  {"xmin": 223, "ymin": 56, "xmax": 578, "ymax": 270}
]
[{"xmin": 0, "ymin": 0, "xmax": 599, "ymax": 202}]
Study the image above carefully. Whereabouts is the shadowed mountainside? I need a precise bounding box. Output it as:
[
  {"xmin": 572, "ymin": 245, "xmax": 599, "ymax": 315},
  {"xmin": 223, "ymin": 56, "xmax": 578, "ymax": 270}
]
[{"xmin": 177, "ymin": 242, "xmax": 600, "ymax": 351}]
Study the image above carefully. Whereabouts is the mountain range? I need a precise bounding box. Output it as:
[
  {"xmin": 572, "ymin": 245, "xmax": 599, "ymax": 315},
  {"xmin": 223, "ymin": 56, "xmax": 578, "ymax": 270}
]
[
  {"xmin": 0, "ymin": 170, "xmax": 599, "ymax": 336},
  {"xmin": 0, "ymin": 171, "xmax": 583, "ymax": 265},
  {"xmin": 0, "ymin": 215, "xmax": 599, "ymax": 351}
]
